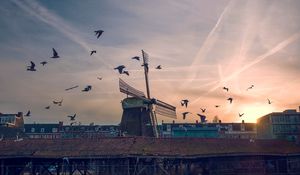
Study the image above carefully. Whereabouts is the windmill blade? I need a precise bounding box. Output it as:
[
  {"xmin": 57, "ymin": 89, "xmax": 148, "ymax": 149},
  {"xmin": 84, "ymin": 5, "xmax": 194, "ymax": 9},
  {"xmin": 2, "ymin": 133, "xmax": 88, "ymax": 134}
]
[
  {"xmin": 142, "ymin": 50, "xmax": 149, "ymax": 65},
  {"xmin": 119, "ymin": 78, "xmax": 145, "ymax": 98},
  {"xmin": 155, "ymin": 99, "xmax": 177, "ymax": 119}
]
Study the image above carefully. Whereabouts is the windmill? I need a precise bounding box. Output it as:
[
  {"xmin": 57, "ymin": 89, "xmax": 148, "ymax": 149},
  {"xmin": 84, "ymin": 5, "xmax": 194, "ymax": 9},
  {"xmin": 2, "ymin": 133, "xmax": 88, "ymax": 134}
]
[{"xmin": 119, "ymin": 50, "xmax": 176, "ymax": 137}]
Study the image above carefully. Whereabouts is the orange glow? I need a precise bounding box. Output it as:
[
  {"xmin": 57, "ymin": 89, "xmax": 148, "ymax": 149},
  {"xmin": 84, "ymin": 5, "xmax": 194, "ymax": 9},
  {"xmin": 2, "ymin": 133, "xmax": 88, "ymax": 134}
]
[{"xmin": 238, "ymin": 103, "xmax": 276, "ymax": 123}]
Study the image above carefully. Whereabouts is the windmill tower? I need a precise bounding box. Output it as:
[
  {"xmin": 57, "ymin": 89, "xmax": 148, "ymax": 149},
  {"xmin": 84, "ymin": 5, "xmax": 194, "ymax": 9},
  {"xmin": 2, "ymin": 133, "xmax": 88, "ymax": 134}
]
[{"xmin": 119, "ymin": 50, "xmax": 177, "ymax": 137}]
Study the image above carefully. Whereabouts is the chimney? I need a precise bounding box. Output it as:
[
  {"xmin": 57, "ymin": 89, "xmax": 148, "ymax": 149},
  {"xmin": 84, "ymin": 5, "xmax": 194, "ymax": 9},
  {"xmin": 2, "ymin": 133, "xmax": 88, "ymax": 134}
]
[
  {"xmin": 172, "ymin": 120, "xmax": 175, "ymax": 124},
  {"xmin": 17, "ymin": 112, "xmax": 23, "ymax": 117},
  {"xmin": 242, "ymin": 120, "xmax": 245, "ymax": 124},
  {"xmin": 59, "ymin": 121, "xmax": 63, "ymax": 131},
  {"xmin": 196, "ymin": 120, "xmax": 198, "ymax": 124},
  {"xmin": 219, "ymin": 120, "xmax": 222, "ymax": 123},
  {"xmin": 161, "ymin": 120, "xmax": 164, "ymax": 124}
]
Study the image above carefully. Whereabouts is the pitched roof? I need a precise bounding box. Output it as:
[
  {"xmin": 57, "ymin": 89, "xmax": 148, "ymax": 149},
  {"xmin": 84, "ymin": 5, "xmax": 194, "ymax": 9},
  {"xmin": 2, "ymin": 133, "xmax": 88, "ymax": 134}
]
[{"xmin": 0, "ymin": 137, "xmax": 299, "ymax": 159}]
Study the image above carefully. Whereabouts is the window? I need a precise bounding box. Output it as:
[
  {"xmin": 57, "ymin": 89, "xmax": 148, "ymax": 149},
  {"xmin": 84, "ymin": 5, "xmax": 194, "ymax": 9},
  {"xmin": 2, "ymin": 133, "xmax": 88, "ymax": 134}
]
[
  {"xmin": 52, "ymin": 128, "xmax": 58, "ymax": 133},
  {"xmin": 31, "ymin": 128, "xmax": 35, "ymax": 133},
  {"xmin": 166, "ymin": 125, "xmax": 171, "ymax": 132}
]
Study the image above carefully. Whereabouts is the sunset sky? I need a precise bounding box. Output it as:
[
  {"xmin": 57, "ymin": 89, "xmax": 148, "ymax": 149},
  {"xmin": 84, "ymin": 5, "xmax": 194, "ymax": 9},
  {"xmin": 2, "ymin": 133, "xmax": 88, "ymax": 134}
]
[{"xmin": 0, "ymin": 0, "xmax": 300, "ymax": 125}]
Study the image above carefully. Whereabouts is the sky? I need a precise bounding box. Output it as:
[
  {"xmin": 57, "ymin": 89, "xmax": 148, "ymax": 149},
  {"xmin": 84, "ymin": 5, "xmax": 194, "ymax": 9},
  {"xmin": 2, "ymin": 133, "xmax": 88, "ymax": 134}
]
[{"xmin": 0, "ymin": 0, "xmax": 300, "ymax": 125}]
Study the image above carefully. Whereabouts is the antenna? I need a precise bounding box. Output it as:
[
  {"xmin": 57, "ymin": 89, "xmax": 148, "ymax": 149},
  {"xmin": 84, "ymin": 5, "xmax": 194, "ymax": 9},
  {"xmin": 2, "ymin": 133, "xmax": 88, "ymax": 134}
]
[{"xmin": 142, "ymin": 50, "xmax": 151, "ymax": 99}]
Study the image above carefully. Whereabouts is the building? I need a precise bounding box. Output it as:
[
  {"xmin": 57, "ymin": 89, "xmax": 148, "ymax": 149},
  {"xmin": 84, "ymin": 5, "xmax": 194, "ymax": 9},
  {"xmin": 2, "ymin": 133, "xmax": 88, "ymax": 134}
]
[
  {"xmin": 24, "ymin": 122, "xmax": 63, "ymax": 139},
  {"xmin": 23, "ymin": 122, "xmax": 119, "ymax": 139},
  {"xmin": 161, "ymin": 121, "xmax": 256, "ymax": 139},
  {"xmin": 0, "ymin": 112, "xmax": 25, "ymax": 139},
  {"xmin": 61, "ymin": 124, "xmax": 119, "ymax": 138},
  {"xmin": 0, "ymin": 112, "xmax": 24, "ymax": 128},
  {"xmin": 257, "ymin": 108, "xmax": 300, "ymax": 141},
  {"xmin": 1, "ymin": 137, "xmax": 300, "ymax": 174}
]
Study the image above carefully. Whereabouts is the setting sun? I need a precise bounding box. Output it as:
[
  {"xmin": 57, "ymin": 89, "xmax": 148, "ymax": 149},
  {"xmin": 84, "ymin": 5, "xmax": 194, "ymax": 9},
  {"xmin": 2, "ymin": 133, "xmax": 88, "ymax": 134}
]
[{"xmin": 238, "ymin": 103, "xmax": 276, "ymax": 123}]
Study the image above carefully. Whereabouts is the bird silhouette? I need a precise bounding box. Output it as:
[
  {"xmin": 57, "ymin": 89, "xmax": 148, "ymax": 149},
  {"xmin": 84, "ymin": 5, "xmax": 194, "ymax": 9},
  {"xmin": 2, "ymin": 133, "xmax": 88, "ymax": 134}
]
[
  {"xmin": 40, "ymin": 61, "xmax": 47, "ymax": 66},
  {"xmin": 114, "ymin": 65, "xmax": 126, "ymax": 74},
  {"xmin": 223, "ymin": 87, "xmax": 229, "ymax": 92},
  {"xmin": 227, "ymin": 97, "xmax": 233, "ymax": 104},
  {"xmin": 97, "ymin": 77, "xmax": 102, "ymax": 80},
  {"xmin": 82, "ymin": 85, "xmax": 92, "ymax": 92},
  {"xmin": 197, "ymin": 114, "xmax": 207, "ymax": 123},
  {"xmin": 215, "ymin": 105, "xmax": 220, "ymax": 108},
  {"xmin": 25, "ymin": 110, "xmax": 31, "ymax": 117},
  {"xmin": 90, "ymin": 50, "xmax": 96, "ymax": 56},
  {"xmin": 45, "ymin": 106, "xmax": 50, "ymax": 109},
  {"xmin": 246, "ymin": 85, "xmax": 254, "ymax": 91},
  {"xmin": 53, "ymin": 99, "xmax": 63, "ymax": 106},
  {"xmin": 239, "ymin": 113, "xmax": 244, "ymax": 117},
  {"xmin": 51, "ymin": 48, "xmax": 60, "ymax": 58},
  {"xmin": 181, "ymin": 99, "xmax": 189, "ymax": 108},
  {"xmin": 182, "ymin": 112, "xmax": 191, "ymax": 120},
  {"xmin": 68, "ymin": 114, "xmax": 76, "ymax": 121},
  {"xmin": 27, "ymin": 61, "xmax": 36, "ymax": 71},
  {"xmin": 267, "ymin": 98, "xmax": 272, "ymax": 104},
  {"xmin": 65, "ymin": 85, "xmax": 79, "ymax": 91},
  {"xmin": 156, "ymin": 65, "xmax": 162, "ymax": 69},
  {"xmin": 94, "ymin": 30, "xmax": 104, "ymax": 39},
  {"xmin": 200, "ymin": 108, "xmax": 206, "ymax": 113},
  {"xmin": 132, "ymin": 56, "xmax": 140, "ymax": 61},
  {"xmin": 122, "ymin": 71, "xmax": 129, "ymax": 76}
]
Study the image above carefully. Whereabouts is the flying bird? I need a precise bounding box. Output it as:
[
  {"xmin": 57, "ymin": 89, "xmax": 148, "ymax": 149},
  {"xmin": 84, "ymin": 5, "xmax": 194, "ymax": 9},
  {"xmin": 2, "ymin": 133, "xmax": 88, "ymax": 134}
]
[
  {"xmin": 51, "ymin": 48, "xmax": 60, "ymax": 58},
  {"xmin": 215, "ymin": 105, "xmax": 220, "ymax": 108},
  {"xmin": 200, "ymin": 108, "xmax": 206, "ymax": 113},
  {"xmin": 45, "ymin": 106, "xmax": 50, "ymax": 109},
  {"xmin": 90, "ymin": 50, "xmax": 96, "ymax": 56},
  {"xmin": 27, "ymin": 61, "xmax": 36, "ymax": 71},
  {"xmin": 246, "ymin": 85, "xmax": 254, "ymax": 91},
  {"xmin": 82, "ymin": 85, "xmax": 92, "ymax": 92},
  {"xmin": 53, "ymin": 99, "xmax": 63, "ymax": 106},
  {"xmin": 227, "ymin": 97, "xmax": 233, "ymax": 104},
  {"xmin": 97, "ymin": 77, "xmax": 102, "ymax": 80},
  {"xmin": 122, "ymin": 70, "xmax": 129, "ymax": 76},
  {"xmin": 223, "ymin": 87, "xmax": 229, "ymax": 92},
  {"xmin": 182, "ymin": 112, "xmax": 191, "ymax": 120},
  {"xmin": 239, "ymin": 113, "xmax": 244, "ymax": 117},
  {"xmin": 40, "ymin": 61, "xmax": 47, "ymax": 66},
  {"xmin": 94, "ymin": 30, "xmax": 104, "ymax": 39},
  {"xmin": 132, "ymin": 56, "xmax": 140, "ymax": 61},
  {"xmin": 114, "ymin": 65, "xmax": 126, "ymax": 74},
  {"xmin": 267, "ymin": 98, "xmax": 272, "ymax": 104},
  {"xmin": 25, "ymin": 110, "xmax": 31, "ymax": 117},
  {"xmin": 197, "ymin": 114, "xmax": 207, "ymax": 123},
  {"xmin": 68, "ymin": 114, "xmax": 76, "ymax": 121},
  {"xmin": 181, "ymin": 99, "xmax": 189, "ymax": 108},
  {"xmin": 65, "ymin": 85, "xmax": 79, "ymax": 91},
  {"xmin": 155, "ymin": 65, "xmax": 162, "ymax": 69}
]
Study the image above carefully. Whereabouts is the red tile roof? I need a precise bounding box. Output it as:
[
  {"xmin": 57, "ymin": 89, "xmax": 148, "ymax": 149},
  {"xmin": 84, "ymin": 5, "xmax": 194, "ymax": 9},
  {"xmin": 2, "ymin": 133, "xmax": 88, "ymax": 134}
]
[{"xmin": 0, "ymin": 137, "xmax": 299, "ymax": 158}]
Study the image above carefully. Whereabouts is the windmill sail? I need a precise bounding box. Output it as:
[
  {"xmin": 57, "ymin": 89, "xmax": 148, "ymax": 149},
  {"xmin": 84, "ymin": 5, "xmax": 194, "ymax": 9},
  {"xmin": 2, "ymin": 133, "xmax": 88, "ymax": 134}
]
[
  {"xmin": 155, "ymin": 100, "xmax": 177, "ymax": 119},
  {"xmin": 119, "ymin": 78, "xmax": 145, "ymax": 98}
]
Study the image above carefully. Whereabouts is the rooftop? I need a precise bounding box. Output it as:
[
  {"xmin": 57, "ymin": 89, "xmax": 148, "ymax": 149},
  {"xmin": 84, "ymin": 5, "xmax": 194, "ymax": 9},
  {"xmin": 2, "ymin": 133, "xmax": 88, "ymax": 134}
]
[{"xmin": 0, "ymin": 137, "xmax": 299, "ymax": 159}]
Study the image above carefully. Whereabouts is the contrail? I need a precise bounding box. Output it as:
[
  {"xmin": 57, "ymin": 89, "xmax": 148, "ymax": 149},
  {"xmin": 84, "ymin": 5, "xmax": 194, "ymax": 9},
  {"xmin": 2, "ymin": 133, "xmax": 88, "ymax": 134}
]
[
  {"xmin": 191, "ymin": 31, "xmax": 300, "ymax": 105},
  {"xmin": 12, "ymin": 0, "xmax": 112, "ymax": 68},
  {"xmin": 183, "ymin": 0, "xmax": 233, "ymax": 86}
]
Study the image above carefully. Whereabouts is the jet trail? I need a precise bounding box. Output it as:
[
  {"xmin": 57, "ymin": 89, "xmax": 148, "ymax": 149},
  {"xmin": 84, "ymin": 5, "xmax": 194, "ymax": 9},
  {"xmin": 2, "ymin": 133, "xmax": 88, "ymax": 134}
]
[
  {"xmin": 191, "ymin": 31, "xmax": 300, "ymax": 105},
  {"xmin": 12, "ymin": 0, "xmax": 112, "ymax": 68},
  {"xmin": 183, "ymin": 0, "xmax": 233, "ymax": 86}
]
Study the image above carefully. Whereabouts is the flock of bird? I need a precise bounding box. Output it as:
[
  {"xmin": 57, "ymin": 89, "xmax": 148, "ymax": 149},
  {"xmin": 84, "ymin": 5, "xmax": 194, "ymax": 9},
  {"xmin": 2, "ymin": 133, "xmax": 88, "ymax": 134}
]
[
  {"xmin": 24, "ymin": 28, "xmax": 275, "ymax": 124},
  {"xmin": 25, "ymin": 30, "xmax": 105, "ymax": 123},
  {"xmin": 180, "ymin": 85, "xmax": 273, "ymax": 123},
  {"xmin": 24, "ymin": 29, "xmax": 164, "ymax": 124}
]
